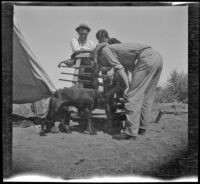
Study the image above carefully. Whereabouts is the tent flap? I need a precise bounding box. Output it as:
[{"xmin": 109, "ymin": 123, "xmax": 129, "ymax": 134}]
[{"xmin": 13, "ymin": 17, "xmax": 56, "ymax": 104}]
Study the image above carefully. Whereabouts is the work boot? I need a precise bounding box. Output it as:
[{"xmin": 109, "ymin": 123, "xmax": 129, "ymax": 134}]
[
  {"xmin": 112, "ymin": 133, "xmax": 136, "ymax": 140},
  {"xmin": 39, "ymin": 131, "xmax": 46, "ymax": 136},
  {"xmin": 83, "ymin": 129, "xmax": 97, "ymax": 135},
  {"xmin": 138, "ymin": 128, "xmax": 146, "ymax": 135}
]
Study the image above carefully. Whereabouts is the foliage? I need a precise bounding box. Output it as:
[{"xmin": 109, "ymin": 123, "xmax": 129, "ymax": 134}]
[{"xmin": 154, "ymin": 69, "xmax": 188, "ymax": 103}]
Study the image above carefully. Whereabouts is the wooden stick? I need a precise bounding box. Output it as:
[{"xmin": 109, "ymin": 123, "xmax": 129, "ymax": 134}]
[
  {"xmin": 159, "ymin": 110, "xmax": 188, "ymax": 115},
  {"xmin": 59, "ymin": 78, "xmax": 93, "ymax": 83},
  {"xmin": 61, "ymin": 72, "xmax": 107, "ymax": 78},
  {"xmin": 59, "ymin": 78, "xmax": 104, "ymax": 86},
  {"xmin": 59, "ymin": 79, "xmax": 76, "ymax": 83},
  {"xmin": 154, "ymin": 110, "xmax": 188, "ymax": 123},
  {"xmin": 61, "ymin": 72, "xmax": 92, "ymax": 77},
  {"xmin": 59, "ymin": 65, "xmax": 92, "ymax": 69},
  {"xmin": 70, "ymin": 110, "xmax": 106, "ymax": 116},
  {"xmin": 59, "ymin": 65, "xmax": 112, "ymax": 70},
  {"xmin": 59, "ymin": 78, "xmax": 91, "ymax": 83},
  {"xmin": 154, "ymin": 111, "xmax": 163, "ymax": 123},
  {"xmin": 92, "ymin": 113, "xmax": 106, "ymax": 116}
]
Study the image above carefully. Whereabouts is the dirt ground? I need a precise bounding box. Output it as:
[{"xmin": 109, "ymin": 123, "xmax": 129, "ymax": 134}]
[{"xmin": 12, "ymin": 103, "xmax": 188, "ymax": 180}]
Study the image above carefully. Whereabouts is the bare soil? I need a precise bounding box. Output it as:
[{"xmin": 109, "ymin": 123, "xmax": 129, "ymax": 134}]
[{"xmin": 12, "ymin": 103, "xmax": 188, "ymax": 179}]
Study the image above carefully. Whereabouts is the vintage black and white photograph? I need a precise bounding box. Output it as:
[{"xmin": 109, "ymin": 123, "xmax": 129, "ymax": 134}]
[{"xmin": 2, "ymin": 2, "xmax": 199, "ymax": 182}]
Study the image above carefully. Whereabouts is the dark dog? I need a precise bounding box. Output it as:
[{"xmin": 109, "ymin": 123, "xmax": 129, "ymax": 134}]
[{"xmin": 40, "ymin": 87, "xmax": 104, "ymax": 136}]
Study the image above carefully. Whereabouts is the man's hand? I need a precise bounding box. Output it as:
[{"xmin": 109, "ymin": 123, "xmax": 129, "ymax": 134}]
[
  {"xmin": 123, "ymin": 87, "xmax": 129, "ymax": 99},
  {"xmin": 115, "ymin": 68, "xmax": 130, "ymax": 96},
  {"xmin": 58, "ymin": 62, "xmax": 63, "ymax": 68},
  {"xmin": 107, "ymin": 68, "xmax": 114, "ymax": 81},
  {"xmin": 58, "ymin": 59, "xmax": 75, "ymax": 67}
]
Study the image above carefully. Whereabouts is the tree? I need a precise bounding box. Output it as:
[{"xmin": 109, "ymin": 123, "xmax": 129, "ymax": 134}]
[{"xmin": 154, "ymin": 69, "xmax": 188, "ymax": 103}]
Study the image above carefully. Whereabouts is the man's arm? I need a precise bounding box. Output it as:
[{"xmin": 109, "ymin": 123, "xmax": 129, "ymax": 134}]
[
  {"xmin": 101, "ymin": 47, "xmax": 129, "ymax": 97},
  {"xmin": 127, "ymin": 70, "xmax": 132, "ymax": 86},
  {"xmin": 58, "ymin": 59, "xmax": 75, "ymax": 67},
  {"xmin": 71, "ymin": 38, "xmax": 81, "ymax": 52},
  {"xmin": 115, "ymin": 68, "xmax": 129, "ymax": 90}
]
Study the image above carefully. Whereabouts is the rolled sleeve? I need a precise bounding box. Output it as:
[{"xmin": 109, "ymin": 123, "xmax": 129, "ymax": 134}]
[{"xmin": 102, "ymin": 47, "xmax": 124, "ymax": 70}]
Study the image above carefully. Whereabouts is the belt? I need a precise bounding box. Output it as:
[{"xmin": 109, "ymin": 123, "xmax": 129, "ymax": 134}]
[{"xmin": 139, "ymin": 47, "xmax": 152, "ymax": 54}]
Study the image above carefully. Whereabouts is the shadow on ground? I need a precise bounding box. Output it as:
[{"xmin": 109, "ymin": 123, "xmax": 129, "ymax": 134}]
[
  {"xmin": 70, "ymin": 116, "xmax": 123, "ymax": 136},
  {"xmin": 146, "ymin": 150, "xmax": 198, "ymax": 179},
  {"xmin": 12, "ymin": 112, "xmax": 124, "ymax": 136}
]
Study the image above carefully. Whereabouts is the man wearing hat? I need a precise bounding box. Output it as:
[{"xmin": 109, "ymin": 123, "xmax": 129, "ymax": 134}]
[
  {"xmin": 71, "ymin": 23, "xmax": 96, "ymax": 53},
  {"xmin": 58, "ymin": 23, "xmax": 96, "ymax": 67}
]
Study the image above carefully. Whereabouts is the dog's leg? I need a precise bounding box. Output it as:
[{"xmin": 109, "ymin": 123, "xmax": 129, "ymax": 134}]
[
  {"xmin": 53, "ymin": 122, "xmax": 56, "ymax": 132},
  {"xmin": 86, "ymin": 108, "xmax": 92, "ymax": 132},
  {"xmin": 64, "ymin": 109, "xmax": 72, "ymax": 133},
  {"xmin": 45, "ymin": 120, "xmax": 54, "ymax": 133},
  {"xmin": 58, "ymin": 121, "xmax": 63, "ymax": 132},
  {"xmin": 90, "ymin": 110, "xmax": 96, "ymax": 133},
  {"xmin": 105, "ymin": 103, "xmax": 113, "ymax": 131},
  {"xmin": 50, "ymin": 121, "xmax": 57, "ymax": 133},
  {"xmin": 59, "ymin": 118, "xmax": 66, "ymax": 133},
  {"xmin": 85, "ymin": 107, "xmax": 96, "ymax": 135},
  {"xmin": 59, "ymin": 107, "xmax": 71, "ymax": 133},
  {"xmin": 40, "ymin": 119, "xmax": 47, "ymax": 136}
]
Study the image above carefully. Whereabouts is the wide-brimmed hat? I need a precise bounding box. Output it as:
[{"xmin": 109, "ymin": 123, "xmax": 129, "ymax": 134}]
[{"xmin": 76, "ymin": 24, "xmax": 91, "ymax": 33}]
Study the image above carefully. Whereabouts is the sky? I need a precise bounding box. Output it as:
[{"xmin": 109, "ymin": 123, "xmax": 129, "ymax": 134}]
[{"xmin": 14, "ymin": 6, "xmax": 188, "ymax": 89}]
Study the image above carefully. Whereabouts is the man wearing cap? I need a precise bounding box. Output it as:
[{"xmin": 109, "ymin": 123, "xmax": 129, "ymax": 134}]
[
  {"xmin": 94, "ymin": 29, "xmax": 163, "ymax": 140},
  {"xmin": 71, "ymin": 24, "xmax": 96, "ymax": 53}
]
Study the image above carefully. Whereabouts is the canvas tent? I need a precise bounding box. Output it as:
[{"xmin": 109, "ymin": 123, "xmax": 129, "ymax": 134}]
[{"xmin": 13, "ymin": 16, "xmax": 56, "ymax": 104}]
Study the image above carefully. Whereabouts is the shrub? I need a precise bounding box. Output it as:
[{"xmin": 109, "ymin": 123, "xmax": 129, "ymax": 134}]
[{"xmin": 154, "ymin": 69, "xmax": 188, "ymax": 103}]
